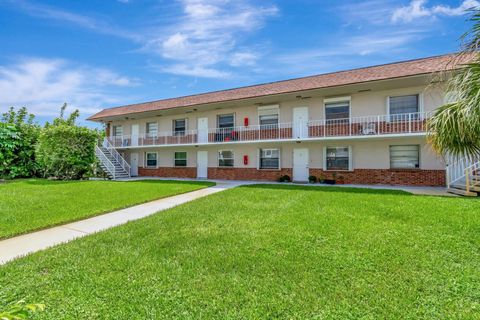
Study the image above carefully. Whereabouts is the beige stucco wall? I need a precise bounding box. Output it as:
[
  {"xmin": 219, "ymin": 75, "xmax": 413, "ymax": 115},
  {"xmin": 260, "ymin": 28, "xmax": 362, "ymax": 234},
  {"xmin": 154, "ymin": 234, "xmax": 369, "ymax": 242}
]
[
  {"xmin": 109, "ymin": 84, "xmax": 445, "ymax": 137},
  {"xmin": 121, "ymin": 137, "xmax": 444, "ymax": 171}
]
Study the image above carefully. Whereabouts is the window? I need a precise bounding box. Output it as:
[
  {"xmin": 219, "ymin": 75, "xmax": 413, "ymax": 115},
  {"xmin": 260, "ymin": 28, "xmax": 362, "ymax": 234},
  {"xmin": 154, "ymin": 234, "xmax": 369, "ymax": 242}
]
[
  {"xmin": 112, "ymin": 125, "xmax": 123, "ymax": 137},
  {"xmin": 145, "ymin": 152, "xmax": 157, "ymax": 167},
  {"xmin": 259, "ymin": 148, "xmax": 280, "ymax": 169},
  {"xmin": 258, "ymin": 105, "xmax": 279, "ymax": 128},
  {"xmin": 146, "ymin": 122, "xmax": 158, "ymax": 137},
  {"xmin": 174, "ymin": 152, "xmax": 187, "ymax": 167},
  {"xmin": 173, "ymin": 119, "xmax": 186, "ymax": 136},
  {"xmin": 389, "ymin": 95, "xmax": 419, "ymax": 116},
  {"xmin": 218, "ymin": 150, "xmax": 234, "ymax": 167},
  {"xmin": 325, "ymin": 101, "xmax": 350, "ymax": 121},
  {"xmin": 217, "ymin": 114, "xmax": 235, "ymax": 129},
  {"xmin": 390, "ymin": 145, "xmax": 420, "ymax": 169},
  {"xmin": 325, "ymin": 147, "xmax": 350, "ymax": 171}
]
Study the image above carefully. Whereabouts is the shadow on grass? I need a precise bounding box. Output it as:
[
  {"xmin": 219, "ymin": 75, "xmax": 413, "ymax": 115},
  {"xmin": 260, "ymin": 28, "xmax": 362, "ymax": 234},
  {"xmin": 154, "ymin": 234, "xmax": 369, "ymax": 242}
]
[{"xmin": 241, "ymin": 183, "xmax": 412, "ymax": 196}]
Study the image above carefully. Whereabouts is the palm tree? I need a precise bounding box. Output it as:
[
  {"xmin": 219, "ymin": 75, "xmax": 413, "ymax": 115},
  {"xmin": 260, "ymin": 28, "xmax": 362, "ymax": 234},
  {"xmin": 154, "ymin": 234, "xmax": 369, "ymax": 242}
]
[{"xmin": 427, "ymin": 9, "xmax": 480, "ymax": 160}]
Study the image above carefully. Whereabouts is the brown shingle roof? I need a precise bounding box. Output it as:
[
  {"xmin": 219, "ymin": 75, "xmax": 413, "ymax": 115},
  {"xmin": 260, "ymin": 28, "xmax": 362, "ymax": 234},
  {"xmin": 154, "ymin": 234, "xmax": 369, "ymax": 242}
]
[{"xmin": 88, "ymin": 53, "xmax": 471, "ymax": 121}]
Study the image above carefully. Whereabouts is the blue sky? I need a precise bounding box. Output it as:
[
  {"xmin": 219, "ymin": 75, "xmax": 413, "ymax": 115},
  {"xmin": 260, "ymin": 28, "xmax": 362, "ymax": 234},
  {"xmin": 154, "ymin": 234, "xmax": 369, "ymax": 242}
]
[{"xmin": 0, "ymin": 0, "xmax": 477, "ymax": 125}]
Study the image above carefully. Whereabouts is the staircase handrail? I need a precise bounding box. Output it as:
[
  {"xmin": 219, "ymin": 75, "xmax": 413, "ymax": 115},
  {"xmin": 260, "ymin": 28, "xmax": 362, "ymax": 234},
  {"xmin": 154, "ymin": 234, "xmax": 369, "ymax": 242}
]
[
  {"xmin": 102, "ymin": 138, "xmax": 131, "ymax": 175},
  {"xmin": 446, "ymin": 156, "xmax": 480, "ymax": 188},
  {"xmin": 95, "ymin": 145, "xmax": 116, "ymax": 180},
  {"xmin": 464, "ymin": 160, "xmax": 480, "ymax": 193}
]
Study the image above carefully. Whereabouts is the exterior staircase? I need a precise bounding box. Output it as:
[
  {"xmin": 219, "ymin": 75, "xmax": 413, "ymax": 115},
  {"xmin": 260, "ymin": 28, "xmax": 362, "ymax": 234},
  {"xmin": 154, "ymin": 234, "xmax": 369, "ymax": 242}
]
[
  {"xmin": 95, "ymin": 139, "xmax": 131, "ymax": 180},
  {"xmin": 446, "ymin": 157, "xmax": 480, "ymax": 196}
]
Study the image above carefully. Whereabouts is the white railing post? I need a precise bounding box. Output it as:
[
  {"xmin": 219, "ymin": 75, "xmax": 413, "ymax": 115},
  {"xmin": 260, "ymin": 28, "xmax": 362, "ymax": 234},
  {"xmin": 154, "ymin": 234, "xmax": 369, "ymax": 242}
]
[{"xmin": 408, "ymin": 113, "xmax": 412, "ymax": 133}]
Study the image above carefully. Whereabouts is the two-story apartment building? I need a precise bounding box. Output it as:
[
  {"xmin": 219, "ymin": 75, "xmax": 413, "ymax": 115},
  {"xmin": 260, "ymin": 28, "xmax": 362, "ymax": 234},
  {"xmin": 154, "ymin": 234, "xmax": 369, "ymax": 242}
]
[{"xmin": 89, "ymin": 54, "xmax": 468, "ymax": 186}]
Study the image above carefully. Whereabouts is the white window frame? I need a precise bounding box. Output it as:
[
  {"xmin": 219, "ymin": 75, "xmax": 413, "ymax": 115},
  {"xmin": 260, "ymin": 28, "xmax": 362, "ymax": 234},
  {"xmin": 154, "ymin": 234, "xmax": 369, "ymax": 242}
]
[
  {"xmin": 324, "ymin": 96, "xmax": 351, "ymax": 121},
  {"xmin": 322, "ymin": 146, "xmax": 352, "ymax": 171},
  {"xmin": 146, "ymin": 121, "xmax": 158, "ymax": 137},
  {"xmin": 389, "ymin": 145, "xmax": 421, "ymax": 169},
  {"xmin": 386, "ymin": 93, "xmax": 424, "ymax": 117},
  {"xmin": 257, "ymin": 148, "xmax": 281, "ymax": 170},
  {"xmin": 145, "ymin": 152, "xmax": 158, "ymax": 168},
  {"xmin": 174, "ymin": 151, "xmax": 188, "ymax": 167},
  {"xmin": 218, "ymin": 150, "xmax": 235, "ymax": 167},
  {"xmin": 258, "ymin": 105, "xmax": 280, "ymax": 127}
]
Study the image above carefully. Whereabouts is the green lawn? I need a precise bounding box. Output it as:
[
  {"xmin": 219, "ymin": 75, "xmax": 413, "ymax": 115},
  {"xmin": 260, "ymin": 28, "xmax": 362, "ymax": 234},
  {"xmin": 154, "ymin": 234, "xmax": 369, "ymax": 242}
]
[
  {"xmin": 0, "ymin": 179, "xmax": 214, "ymax": 239},
  {"xmin": 1, "ymin": 185, "xmax": 479, "ymax": 319}
]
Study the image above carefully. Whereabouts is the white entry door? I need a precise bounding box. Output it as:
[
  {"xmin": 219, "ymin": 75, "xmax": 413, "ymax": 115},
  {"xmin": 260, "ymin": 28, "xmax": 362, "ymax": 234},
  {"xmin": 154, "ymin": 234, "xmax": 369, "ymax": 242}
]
[
  {"xmin": 198, "ymin": 117, "xmax": 208, "ymax": 143},
  {"xmin": 197, "ymin": 151, "xmax": 208, "ymax": 178},
  {"xmin": 293, "ymin": 107, "xmax": 309, "ymax": 139},
  {"xmin": 131, "ymin": 124, "xmax": 139, "ymax": 146},
  {"xmin": 293, "ymin": 148, "xmax": 309, "ymax": 182},
  {"xmin": 130, "ymin": 152, "xmax": 138, "ymax": 176}
]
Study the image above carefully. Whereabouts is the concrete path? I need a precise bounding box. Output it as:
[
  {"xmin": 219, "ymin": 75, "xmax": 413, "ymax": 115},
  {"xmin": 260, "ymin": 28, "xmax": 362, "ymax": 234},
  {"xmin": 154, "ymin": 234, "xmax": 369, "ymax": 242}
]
[
  {"xmin": 0, "ymin": 181, "xmax": 243, "ymax": 265},
  {"xmin": 121, "ymin": 176, "xmax": 455, "ymax": 197}
]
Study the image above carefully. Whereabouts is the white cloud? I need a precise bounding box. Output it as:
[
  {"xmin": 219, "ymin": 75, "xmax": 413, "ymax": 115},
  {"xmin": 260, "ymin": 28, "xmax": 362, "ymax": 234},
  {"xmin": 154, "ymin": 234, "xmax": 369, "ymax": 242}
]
[
  {"xmin": 230, "ymin": 52, "xmax": 258, "ymax": 67},
  {"xmin": 392, "ymin": 0, "xmax": 479, "ymax": 23},
  {"xmin": 433, "ymin": 0, "xmax": 480, "ymax": 15},
  {"xmin": 9, "ymin": 0, "xmax": 276, "ymax": 79},
  {"xmin": 10, "ymin": 0, "xmax": 140, "ymax": 41},
  {"xmin": 0, "ymin": 58, "xmax": 138, "ymax": 117},
  {"xmin": 160, "ymin": 64, "xmax": 231, "ymax": 78},
  {"xmin": 144, "ymin": 0, "xmax": 278, "ymax": 78}
]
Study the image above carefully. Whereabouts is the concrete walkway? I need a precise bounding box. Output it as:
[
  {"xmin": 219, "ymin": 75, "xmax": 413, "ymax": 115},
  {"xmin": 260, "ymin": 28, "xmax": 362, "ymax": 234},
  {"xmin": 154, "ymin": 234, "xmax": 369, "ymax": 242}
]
[
  {"xmin": 0, "ymin": 181, "xmax": 243, "ymax": 265},
  {"xmin": 0, "ymin": 179, "xmax": 455, "ymax": 265},
  {"xmin": 121, "ymin": 176, "xmax": 455, "ymax": 197}
]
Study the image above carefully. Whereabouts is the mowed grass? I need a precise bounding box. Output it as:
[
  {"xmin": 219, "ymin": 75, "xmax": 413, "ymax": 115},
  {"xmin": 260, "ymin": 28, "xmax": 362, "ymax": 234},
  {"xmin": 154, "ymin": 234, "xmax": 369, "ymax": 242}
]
[
  {"xmin": 0, "ymin": 179, "xmax": 214, "ymax": 239},
  {"xmin": 1, "ymin": 185, "xmax": 480, "ymax": 319}
]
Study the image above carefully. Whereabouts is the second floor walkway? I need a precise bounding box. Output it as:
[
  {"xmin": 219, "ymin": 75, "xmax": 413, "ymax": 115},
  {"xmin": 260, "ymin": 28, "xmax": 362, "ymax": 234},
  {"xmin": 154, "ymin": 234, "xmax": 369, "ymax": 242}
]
[{"xmin": 109, "ymin": 112, "xmax": 430, "ymax": 148}]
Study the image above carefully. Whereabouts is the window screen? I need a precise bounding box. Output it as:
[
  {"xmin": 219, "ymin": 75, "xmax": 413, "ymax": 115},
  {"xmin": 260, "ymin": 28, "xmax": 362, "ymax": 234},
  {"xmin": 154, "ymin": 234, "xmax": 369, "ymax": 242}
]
[
  {"xmin": 218, "ymin": 150, "xmax": 234, "ymax": 167},
  {"xmin": 259, "ymin": 149, "xmax": 279, "ymax": 169},
  {"xmin": 390, "ymin": 145, "xmax": 419, "ymax": 169},
  {"xmin": 326, "ymin": 147, "xmax": 349, "ymax": 170},
  {"xmin": 389, "ymin": 95, "xmax": 419, "ymax": 115}
]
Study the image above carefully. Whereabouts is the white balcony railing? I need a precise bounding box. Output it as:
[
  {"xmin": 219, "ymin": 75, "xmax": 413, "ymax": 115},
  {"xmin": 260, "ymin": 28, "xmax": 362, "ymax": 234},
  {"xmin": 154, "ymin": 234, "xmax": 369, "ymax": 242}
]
[{"xmin": 109, "ymin": 112, "xmax": 430, "ymax": 148}]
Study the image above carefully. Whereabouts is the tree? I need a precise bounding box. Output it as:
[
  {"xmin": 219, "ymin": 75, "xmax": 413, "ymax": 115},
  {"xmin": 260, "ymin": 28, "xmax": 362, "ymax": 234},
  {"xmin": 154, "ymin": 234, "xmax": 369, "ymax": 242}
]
[
  {"xmin": 0, "ymin": 107, "xmax": 39, "ymax": 178},
  {"xmin": 36, "ymin": 104, "xmax": 100, "ymax": 180},
  {"xmin": 427, "ymin": 9, "xmax": 480, "ymax": 159}
]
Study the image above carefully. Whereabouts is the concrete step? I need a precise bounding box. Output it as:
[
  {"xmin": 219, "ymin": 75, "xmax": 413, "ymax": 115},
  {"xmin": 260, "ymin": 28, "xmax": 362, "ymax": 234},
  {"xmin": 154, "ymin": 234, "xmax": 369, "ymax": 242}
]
[
  {"xmin": 452, "ymin": 183, "xmax": 480, "ymax": 192},
  {"xmin": 447, "ymin": 187, "xmax": 478, "ymax": 197}
]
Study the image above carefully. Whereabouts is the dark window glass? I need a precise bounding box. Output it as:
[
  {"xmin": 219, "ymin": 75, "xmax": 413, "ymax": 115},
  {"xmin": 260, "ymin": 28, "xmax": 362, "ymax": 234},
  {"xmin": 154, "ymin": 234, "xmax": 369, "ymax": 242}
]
[
  {"xmin": 174, "ymin": 119, "xmax": 186, "ymax": 136},
  {"xmin": 326, "ymin": 147, "xmax": 349, "ymax": 170},
  {"xmin": 325, "ymin": 101, "xmax": 350, "ymax": 121},
  {"xmin": 259, "ymin": 149, "xmax": 279, "ymax": 169},
  {"xmin": 174, "ymin": 152, "xmax": 187, "ymax": 167},
  {"xmin": 217, "ymin": 114, "xmax": 234, "ymax": 129},
  {"xmin": 146, "ymin": 153, "xmax": 157, "ymax": 167}
]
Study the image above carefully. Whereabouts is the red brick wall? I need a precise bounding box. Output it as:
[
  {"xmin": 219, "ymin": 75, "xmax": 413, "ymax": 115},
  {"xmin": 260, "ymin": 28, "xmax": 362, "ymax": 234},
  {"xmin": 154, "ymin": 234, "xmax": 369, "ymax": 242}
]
[
  {"xmin": 208, "ymin": 168, "xmax": 292, "ymax": 181},
  {"xmin": 138, "ymin": 167, "xmax": 197, "ymax": 178},
  {"xmin": 138, "ymin": 166, "xmax": 445, "ymax": 186},
  {"xmin": 309, "ymin": 168, "xmax": 445, "ymax": 186}
]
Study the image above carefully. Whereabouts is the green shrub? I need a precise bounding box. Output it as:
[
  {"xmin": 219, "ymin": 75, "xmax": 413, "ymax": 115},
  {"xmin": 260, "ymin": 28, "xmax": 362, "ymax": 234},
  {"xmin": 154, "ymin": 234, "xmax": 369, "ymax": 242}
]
[
  {"xmin": 278, "ymin": 175, "xmax": 291, "ymax": 182},
  {"xmin": 0, "ymin": 299, "xmax": 44, "ymax": 320},
  {"xmin": 36, "ymin": 105, "xmax": 100, "ymax": 180},
  {"xmin": 308, "ymin": 175, "xmax": 317, "ymax": 183},
  {"xmin": 0, "ymin": 107, "xmax": 39, "ymax": 179}
]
